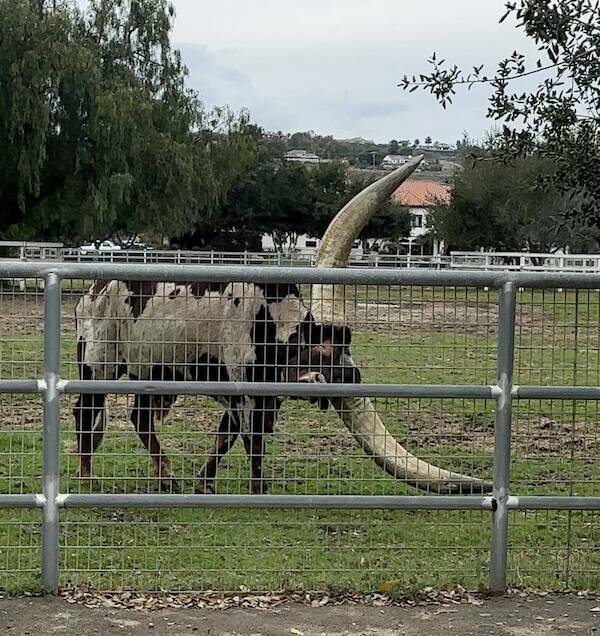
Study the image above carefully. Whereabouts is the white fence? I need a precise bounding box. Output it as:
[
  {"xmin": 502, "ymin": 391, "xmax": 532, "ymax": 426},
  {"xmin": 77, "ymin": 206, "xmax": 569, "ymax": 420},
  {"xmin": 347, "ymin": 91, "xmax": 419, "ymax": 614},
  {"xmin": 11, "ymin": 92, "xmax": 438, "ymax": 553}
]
[
  {"xmin": 450, "ymin": 251, "xmax": 600, "ymax": 272},
  {"xmin": 8, "ymin": 246, "xmax": 449, "ymax": 269},
  {"xmin": 6, "ymin": 245, "xmax": 600, "ymax": 272}
]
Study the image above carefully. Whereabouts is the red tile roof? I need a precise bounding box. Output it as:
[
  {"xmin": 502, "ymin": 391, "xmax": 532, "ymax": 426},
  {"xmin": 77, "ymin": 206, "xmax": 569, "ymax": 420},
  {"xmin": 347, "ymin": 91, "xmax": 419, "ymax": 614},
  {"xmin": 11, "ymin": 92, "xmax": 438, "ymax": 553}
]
[{"xmin": 392, "ymin": 179, "xmax": 451, "ymax": 207}]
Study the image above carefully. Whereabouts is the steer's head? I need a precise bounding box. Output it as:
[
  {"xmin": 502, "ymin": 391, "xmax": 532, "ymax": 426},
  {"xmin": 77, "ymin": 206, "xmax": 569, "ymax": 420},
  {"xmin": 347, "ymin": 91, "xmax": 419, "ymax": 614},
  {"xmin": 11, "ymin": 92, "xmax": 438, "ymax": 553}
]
[{"xmin": 283, "ymin": 322, "xmax": 360, "ymax": 409}]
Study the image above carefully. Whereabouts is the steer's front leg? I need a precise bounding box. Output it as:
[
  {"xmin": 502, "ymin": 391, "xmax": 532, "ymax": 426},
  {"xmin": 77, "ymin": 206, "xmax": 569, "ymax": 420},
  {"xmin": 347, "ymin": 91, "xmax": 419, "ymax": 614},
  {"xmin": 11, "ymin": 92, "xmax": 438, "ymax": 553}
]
[{"xmin": 195, "ymin": 409, "xmax": 240, "ymax": 494}]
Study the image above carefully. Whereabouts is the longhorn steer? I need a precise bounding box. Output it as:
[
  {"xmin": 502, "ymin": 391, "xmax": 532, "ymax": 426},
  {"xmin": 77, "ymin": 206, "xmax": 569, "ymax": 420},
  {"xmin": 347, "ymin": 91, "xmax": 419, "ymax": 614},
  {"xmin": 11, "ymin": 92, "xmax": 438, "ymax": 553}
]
[
  {"xmin": 74, "ymin": 279, "xmax": 356, "ymax": 493},
  {"xmin": 73, "ymin": 157, "xmax": 492, "ymax": 494}
]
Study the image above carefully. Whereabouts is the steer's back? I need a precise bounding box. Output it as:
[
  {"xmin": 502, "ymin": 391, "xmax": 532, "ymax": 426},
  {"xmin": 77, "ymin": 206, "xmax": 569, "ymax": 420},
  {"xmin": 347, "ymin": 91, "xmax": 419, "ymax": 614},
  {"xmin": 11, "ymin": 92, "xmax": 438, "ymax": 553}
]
[{"xmin": 75, "ymin": 280, "xmax": 269, "ymax": 381}]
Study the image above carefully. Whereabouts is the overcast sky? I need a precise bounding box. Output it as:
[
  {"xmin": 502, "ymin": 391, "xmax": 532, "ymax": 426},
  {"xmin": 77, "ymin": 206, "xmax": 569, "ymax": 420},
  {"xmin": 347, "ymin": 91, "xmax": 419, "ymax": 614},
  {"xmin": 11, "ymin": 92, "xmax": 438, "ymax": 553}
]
[{"xmin": 170, "ymin": 1, "xmax": 538, "ymax": 144}]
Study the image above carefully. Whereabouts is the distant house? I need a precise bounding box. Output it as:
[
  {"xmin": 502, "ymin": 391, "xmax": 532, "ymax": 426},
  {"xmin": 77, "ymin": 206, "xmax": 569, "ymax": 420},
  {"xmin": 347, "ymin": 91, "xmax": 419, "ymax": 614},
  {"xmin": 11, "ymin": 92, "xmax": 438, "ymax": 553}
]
[
  {"xmin": 283, "ymin": 149, "xmax": 320, "ymax": 164},
  {"xmin": 392, "ymin": 179, "xmax": 451, "ymax": 255},
  {"xmin": 381, "ymin": 154, "xmax": 413, "ymax": 170},
  {"xmin": 418, "ymin": 141, "xmax": 457, "ymax": 152},
  {"xmin": 261, "ymin": 233, "xmax": 362, "ymax": 255}
]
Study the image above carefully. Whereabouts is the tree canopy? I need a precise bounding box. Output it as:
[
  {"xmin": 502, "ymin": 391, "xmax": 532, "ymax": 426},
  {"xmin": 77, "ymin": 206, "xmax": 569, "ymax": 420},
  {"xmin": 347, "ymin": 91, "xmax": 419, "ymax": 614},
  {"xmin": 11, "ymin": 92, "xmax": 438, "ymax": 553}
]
[
  {"xmin": 0, "ymin": 0, "xmax": 255, "ymax": 243},
  {"xmin": 400, "ymin": 0, "xmax": 600, "ymax": 227},
  {"xmin": 431, "ymin": 152, "xmax": 600, "ymax": 253},
  {"xmin": 185, "ymin": 135, "xmax": 412, "ymax": 252}
]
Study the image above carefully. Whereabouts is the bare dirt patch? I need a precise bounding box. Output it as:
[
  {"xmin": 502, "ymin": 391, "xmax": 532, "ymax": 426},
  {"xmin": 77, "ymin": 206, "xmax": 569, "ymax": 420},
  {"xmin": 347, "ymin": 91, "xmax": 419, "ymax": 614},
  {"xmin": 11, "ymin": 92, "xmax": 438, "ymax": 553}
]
[
  {"xmin": 405, "ymin": 413, "xmax": 599, "ymax": 459},
  {"xmin": 347, "ymin": 301, "xmax": 554, "ymax": 336},
  {"xmin": 0, "ymin": 401, "xmax": 43, "ymax": 430},
  {"xmin": 0, "ymin": 294, "xmax": 79, "ymax": 338}
]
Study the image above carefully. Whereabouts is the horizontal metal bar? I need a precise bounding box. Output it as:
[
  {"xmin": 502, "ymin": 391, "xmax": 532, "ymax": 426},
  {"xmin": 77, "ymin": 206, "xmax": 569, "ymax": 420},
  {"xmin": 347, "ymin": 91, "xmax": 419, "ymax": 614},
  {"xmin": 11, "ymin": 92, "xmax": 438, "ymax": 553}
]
[
  {"xmin": 508, "ymin": 496, "xmax": 600, "ymax": 510},
  {"xmin": 0, "ymin": 380, "xmax": 44, "ymax": 394},
  {"xmin": 6, "ymin": 379, "xmax": 600, "ymax": 401},
  {"xmin": 59, "ymin": 380, "xmax": 499, "ymax": 399},
  {"xmin": 514, "ymin": 386, "xmax": 600, "ymax": 400},
  {"xmin": 2, "ymin": 493, "xmax": 598, "ymax": 511},
  {"xmin": 0, "ymin": 494, "xmax": 45, "ymax": 508},
  {"xmin": 3, "ymin": 260, "xmax": 600, "ymax": 288},
  {"xmin": 58, "ymin": 494, "xmax": 494, "ymax": 510}
]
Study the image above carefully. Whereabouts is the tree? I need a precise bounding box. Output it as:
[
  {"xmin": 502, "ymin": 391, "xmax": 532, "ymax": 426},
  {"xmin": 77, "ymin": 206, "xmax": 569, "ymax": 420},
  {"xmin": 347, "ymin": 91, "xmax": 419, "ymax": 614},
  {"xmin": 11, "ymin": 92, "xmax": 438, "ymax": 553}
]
[
  {"xmin": 424, "ymin": 136, "xmax": 433, "ymax": 145},
  {"xmin": 192, "ymin": 131, "xmax": 351, "ymax": 252},
  {"xmin": 288, "ymin": 131, "xmax": 315, "ymax": 151},
  {"xmin": 430, "ymin": 153, "xmax": 600, "ymax": 253},
  {"xmin": 361, "ymin": 201, "xmax": 412, "ymax": 251},
  {"xmin": 400, "ymin": 1, "xmax": 600, "ymax": 226},
  {"xmin": 414, "ymin": 138, "xmax": 420, "ymax": 147},
  {"xmin": 0, "ymin": 0, "xmax": 255, "ymax": 243},
  {"xmin": 205, "ymin": 139, "xmax": 411, "ymax": 253},
  {"xmin": 388, "ymin": 139, "xmax": 400, "ymax": 155},
  {"xmin": 358, "ymin": 150, "xmax": 385, "ymax": 167},
  {"xmin": 245, "ymin": 161, "xmax": 349, "ymax": 252}
]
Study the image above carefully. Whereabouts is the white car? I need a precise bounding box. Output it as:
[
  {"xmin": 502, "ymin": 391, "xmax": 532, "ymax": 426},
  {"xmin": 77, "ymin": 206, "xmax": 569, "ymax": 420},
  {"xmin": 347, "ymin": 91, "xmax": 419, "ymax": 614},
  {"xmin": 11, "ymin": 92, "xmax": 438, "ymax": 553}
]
[{"xmin": 79, "ymin": 240, "xmax": 122, "ymax": 253}]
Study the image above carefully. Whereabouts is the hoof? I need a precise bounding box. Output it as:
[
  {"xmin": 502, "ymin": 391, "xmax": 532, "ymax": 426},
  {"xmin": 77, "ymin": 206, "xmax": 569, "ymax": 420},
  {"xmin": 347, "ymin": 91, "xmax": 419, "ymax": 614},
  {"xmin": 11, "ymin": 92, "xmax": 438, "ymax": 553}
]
[
  {"xmin": 194, "ymin": 481, "xmax": 215, "ymax": 494},
  {"xmin": 159, "ymin": 477, "xmax": 179, "ymax": 493},
  {"xmin": 250, "ymin": 480, "xmax": 267, "ymax": 495}
]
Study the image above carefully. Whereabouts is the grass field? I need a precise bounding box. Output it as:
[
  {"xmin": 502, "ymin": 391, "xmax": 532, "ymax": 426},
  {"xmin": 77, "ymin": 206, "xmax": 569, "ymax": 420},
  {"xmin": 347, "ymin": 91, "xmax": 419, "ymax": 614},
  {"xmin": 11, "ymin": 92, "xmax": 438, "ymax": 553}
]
[{"xmin": 0, "ymin": 285, "xmax": 598, "ymax": 594}]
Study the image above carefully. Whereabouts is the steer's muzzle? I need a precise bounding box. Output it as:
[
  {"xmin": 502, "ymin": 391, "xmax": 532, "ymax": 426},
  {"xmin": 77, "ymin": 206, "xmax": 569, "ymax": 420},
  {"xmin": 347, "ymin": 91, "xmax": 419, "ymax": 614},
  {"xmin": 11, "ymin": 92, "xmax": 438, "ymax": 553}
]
[
  {"xmin": 333, "ymin": 353, "xmax": 361, "ymax": 384},
  {"xmin": 290, "ymin": 351, "xmax": 361, "ymax": 410}
]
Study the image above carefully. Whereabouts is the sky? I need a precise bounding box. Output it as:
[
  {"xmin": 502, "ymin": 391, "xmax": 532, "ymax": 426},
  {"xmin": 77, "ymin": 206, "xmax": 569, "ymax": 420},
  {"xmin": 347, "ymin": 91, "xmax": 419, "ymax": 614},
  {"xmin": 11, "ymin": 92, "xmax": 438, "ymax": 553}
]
[{"xmin": 171, "ymin": 1, "xmax": 540, "ymax": 144}]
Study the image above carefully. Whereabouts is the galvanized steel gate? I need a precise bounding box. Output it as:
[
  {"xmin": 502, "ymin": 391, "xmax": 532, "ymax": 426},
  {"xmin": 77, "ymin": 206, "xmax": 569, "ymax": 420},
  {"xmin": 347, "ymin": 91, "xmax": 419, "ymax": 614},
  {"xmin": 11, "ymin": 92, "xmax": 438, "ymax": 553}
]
[{"xmin": 0, "ymin": 261, "xmax": 599, "ymax": 594}]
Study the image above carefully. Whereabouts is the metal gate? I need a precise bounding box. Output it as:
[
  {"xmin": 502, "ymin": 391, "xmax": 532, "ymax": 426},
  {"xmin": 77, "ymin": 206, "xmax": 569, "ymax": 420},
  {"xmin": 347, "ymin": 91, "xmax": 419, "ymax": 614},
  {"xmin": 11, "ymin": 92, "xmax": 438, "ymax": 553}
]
[{"xmin": 0, "ymin": 261, "xmax": 598, "ymax": 594}]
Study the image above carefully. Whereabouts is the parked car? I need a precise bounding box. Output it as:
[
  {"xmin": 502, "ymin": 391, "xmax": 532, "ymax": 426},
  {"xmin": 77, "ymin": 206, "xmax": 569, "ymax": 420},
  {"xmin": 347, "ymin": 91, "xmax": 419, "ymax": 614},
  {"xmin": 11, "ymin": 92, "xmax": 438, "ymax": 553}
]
[
  {"xmin": 79, "ymin": 240, "xmax": 122, "ymax": 253},
  {"xmin": 129, "ymin": 241, "xmax": 154, "ymax": 250}
]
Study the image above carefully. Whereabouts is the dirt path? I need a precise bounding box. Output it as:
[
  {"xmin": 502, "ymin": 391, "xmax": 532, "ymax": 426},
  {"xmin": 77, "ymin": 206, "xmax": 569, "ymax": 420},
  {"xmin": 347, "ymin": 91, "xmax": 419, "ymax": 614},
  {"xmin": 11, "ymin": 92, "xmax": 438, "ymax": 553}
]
[{"xmin": 0, "ymin": 595, "xmax": 598, "ymax": 635}]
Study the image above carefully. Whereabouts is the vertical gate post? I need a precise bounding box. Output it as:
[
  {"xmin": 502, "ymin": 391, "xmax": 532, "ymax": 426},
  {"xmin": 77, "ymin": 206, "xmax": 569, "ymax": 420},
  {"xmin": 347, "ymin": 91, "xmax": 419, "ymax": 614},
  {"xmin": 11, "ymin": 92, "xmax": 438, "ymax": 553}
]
[
  {"xmin": 490, "ymin": 281, "xmax": 517, "ymax": 592},
  {"xmin": 42, "ymin": 271, "xmax": 61, "ymax": 593}
]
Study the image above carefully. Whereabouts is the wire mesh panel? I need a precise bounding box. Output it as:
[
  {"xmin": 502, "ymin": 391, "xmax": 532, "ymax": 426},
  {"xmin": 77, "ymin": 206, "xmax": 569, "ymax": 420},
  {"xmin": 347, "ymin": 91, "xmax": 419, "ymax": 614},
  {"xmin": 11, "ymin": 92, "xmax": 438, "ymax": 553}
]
[
  {"xmin": 508, "ymin": 510, "xmax": 599, "ymax": 590},
  {"xmin": 0, "ymin": 278, "xmax": 45, "ymax": 378},
  {"xmin": 0, "ymin": 279, "xmax": 45, "ymax": 592},
  {"xmin": 58, "ymin": 281, "xmax": 497, "ymax": 494},
  {"xmin": 511, "ymin": 289, "xmax": 600, "ymax": 588},
  {"xmin": 1, "ymin": 266, "xmax": 599, "ymax": 594},
  {"xmin": 0, "ymin": 510, "xmax": 40, "ymax": 593},
  {"xmin": 344, "ymin": 285, "xmax": 497, "ymax": 385},
  {"xmin": 53, "ymin": 279, "xmax": 497, "ymax": 590},
  {"xmin": 59, "ymin": 508, "xmax": 491, "ymax": 593},
  {"xmin": 513, "ymin": 290, "xmax": 599, "ymax": 495},
  {"xmin": 515, "ymin": 288, "xmax": 600, "ymax": 386}
]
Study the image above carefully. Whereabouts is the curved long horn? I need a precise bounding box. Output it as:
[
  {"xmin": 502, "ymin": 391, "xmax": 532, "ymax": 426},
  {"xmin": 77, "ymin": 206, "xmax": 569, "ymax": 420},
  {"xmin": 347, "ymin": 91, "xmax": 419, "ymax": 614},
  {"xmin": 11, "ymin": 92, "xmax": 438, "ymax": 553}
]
[
  {"xmin": 316, "ymin": 155, "xmax": 424, "ymax": 269},
  {"xmin": 312, "ymin": 156, "xmax": 492, "ymax": 494},
  {"xmin": 312, "ymin": 156, "xmax": 423, "ymax": 325},
  {"xmin": 332, "ymin": 397, "xmax": 492, "ymax": 494}
]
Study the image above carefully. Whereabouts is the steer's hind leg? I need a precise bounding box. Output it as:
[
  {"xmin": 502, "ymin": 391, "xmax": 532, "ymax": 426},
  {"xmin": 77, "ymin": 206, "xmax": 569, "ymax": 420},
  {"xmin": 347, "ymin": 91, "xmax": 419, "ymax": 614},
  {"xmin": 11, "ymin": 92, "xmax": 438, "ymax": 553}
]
[
  {"xmin": 131, "ymin": 394, "xmax": 178, "ymax": 492},
  {"xmin": 195, "ymin": 409, "xmax": 240, "ymax": 494},
  {"xmin": 73, "ymin": 392, "xmax": 106, "ymax": 481},
  {"xmin": 242, "ymin": 431, "xmax": 267, "ymax": 494}
]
